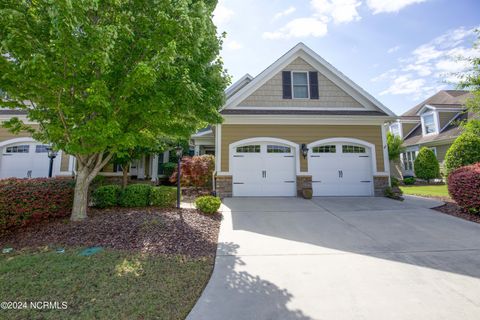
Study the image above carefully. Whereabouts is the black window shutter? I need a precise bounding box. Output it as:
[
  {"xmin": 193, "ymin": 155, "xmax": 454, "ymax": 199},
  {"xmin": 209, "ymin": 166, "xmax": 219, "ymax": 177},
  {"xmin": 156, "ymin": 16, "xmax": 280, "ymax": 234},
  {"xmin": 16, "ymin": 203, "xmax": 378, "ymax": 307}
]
[
  {"xmin": 309, "ymin": 71, "xmax": 319, "ymax": 99},
  {"xmin": 282, "ymin": 71, "xmax": 292, "ymax": 99}
]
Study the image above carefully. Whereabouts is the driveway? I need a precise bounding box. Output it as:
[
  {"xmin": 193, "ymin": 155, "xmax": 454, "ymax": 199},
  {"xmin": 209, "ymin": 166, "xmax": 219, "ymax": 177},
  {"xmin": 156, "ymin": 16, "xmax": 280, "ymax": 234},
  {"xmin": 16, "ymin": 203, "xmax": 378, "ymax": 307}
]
[{"xmin": 188, "ymin": 196, "xmax": 480, "ymax": 320}]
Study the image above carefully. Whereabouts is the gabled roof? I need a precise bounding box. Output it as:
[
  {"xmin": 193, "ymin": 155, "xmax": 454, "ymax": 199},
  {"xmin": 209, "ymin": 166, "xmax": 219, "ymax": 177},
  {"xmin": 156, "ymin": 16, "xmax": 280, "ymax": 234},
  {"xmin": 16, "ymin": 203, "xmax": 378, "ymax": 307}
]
[
  {"xmin": 221, "ymin": 42, "xmax": 396, "ymax": 117},
  {"xmin": 402, "ymin": 90, "xmax": 471, "ymax": 116},
  {"xmin": 225, "ymin": 74, "xmax": 253, "ymax": 100}
]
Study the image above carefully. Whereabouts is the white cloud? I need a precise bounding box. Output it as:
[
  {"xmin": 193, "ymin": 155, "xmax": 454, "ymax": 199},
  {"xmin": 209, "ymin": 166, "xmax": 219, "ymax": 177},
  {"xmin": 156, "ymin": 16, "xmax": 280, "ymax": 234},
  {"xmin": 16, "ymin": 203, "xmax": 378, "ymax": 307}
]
[
  {"xmin": 226, "ymin": 40, "xmax": 243, "ymax": 51},
  {"xmin": 263, "ymin": 17, "xmax": 328, "ymax": 40},
  {"xmin": 367, "ymin": 0, "xmax": 428, "ymax": 14},
  {"xmin": 374, "ymin": 25, "xmax": 480, "ymax": 99},
  {"xmin": 213, "ymin": 1, "xmax": 234, "ymax": 26},
  {"xmin": 387, "ymin": 45, "xmax": 400, "ymax": 53},
  {"xmin": 311, "ymin": 0, "xmax": 362, "ymax": 23},
  {"xmin": 273, "ymin": 6, "xmax": 296, "ymax": 21}
]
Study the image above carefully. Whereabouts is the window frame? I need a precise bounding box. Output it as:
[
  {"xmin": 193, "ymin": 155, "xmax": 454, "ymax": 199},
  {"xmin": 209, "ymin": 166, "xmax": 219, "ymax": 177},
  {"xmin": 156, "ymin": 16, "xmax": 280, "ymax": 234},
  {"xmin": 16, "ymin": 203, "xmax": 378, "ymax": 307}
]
[
  {"xmin": 389, "ymin": 122, "xmax": 402, "ymax": 138},
  {"xmin": 236, "ymin": 145, "xmax": 261, "ymax": 153},
  {"xmin": 342, "ymin": 145, "xmax": 366, "ymax": 154},
  {"xmin": 5, "ymin": 145, "xmax": 30, "ymax": 153},
  {"xmin": 312, "ymin": 145, "xmax": 336, "ymax": 153},
  {"xmin": 291, "ymin": 71, "xmax": 310, "ymax": 99},
  {"xmin": 266, "ymin": 145, "xmax": 291, "ymax": 153},
  {"xmin": 421, "ymin": 111, "xmax": 439, "ymax": 136}
]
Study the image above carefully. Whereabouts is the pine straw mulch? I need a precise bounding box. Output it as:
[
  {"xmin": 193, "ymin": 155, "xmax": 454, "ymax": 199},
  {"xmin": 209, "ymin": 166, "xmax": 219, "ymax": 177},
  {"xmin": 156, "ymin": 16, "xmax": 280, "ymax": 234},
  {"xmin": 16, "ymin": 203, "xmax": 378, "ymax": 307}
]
[
  {"xmin": 0, "ymin": 208, "xmax": 222, "ymax": 258},
  {"xmin": 433, "ymin": 201, "xmax": 480, "ymax": 224}
]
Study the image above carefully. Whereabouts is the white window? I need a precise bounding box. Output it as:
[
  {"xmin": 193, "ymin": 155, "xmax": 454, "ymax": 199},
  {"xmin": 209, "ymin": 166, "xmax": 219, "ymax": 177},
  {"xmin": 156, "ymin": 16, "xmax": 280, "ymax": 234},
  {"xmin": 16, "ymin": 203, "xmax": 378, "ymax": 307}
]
[
  {"xmin": 267, "ymin": 145, "xmax": 291, "ymax": 153},
  {"xmin": 390, "ymin": 123, "xmax": 401, "ymax": 137},
  {"xmin": 312, "ymin": 145, "xmax": 336, "ymax": 153},
  {"xmin": 236, "ymin": 145, "xmax": 260, "ymax": 153},
  {"xmin": 402, "ymin": 151, "xmax": 416, "ymax": 171},
  {"xmin": 429, "ymin": 147, "xmax": 437, "ymax": 156},
  {"xmin": 292, "ymin": 72, "xmax": 309, "ymax": 99},
  {"xmin": 422, "ymin": 113, "xmax": 437, "ymax": 135},
  {"xmin": 342, "ymin": 145, "xmax": 366, "ymax": 153},
  {"xmin": 5, "ymin": 145, "xmax": 30, "ymax": 153},
  {"xmin": 35, "ymin": 145, "xmax": 50, "ymax": 153}
]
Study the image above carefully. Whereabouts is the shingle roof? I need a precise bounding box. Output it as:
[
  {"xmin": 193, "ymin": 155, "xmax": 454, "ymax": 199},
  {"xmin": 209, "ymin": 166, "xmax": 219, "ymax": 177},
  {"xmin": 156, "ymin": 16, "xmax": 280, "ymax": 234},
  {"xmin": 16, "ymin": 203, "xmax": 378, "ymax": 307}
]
[
  {"xmin": 220, "ymin": 109, "xmax": 388, "ymax": 116},
  {"xmin": 401, "ymin": 90, "xmax": 471, "ymax": 116}
]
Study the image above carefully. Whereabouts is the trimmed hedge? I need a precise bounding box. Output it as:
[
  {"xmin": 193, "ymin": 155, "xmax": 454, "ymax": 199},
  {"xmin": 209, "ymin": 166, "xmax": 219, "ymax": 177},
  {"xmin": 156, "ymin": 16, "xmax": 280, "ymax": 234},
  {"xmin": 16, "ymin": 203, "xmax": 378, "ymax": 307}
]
[
  {"xmin": 447, "ymin": 163, "xmax": 480, "ymax": 214},
  {"xmin": 119, "ymin": 184, "xmax": 152, "ymax": 207},
  {"xmin": 444, "ymin": 133, "xmax": 480, "ymax": 175},
  {"xmin": 414, "ymin": 147, "xmax": 440, "ymax": 181},
  {"xmin": 403, "ymin": 177, "xmax": 416, "ymax": 185},
  {"xmin": 92, "ymin": 185, "xmax": 121, "ymax": 208},
  {"xmin": 195, "ymin": 196, "xmax": 221, "ymax": 214},
  {"xmin": 151, "ymin": 186, "xmax": 177, "ymax": 208},
  {"xmin": 0, "ymin": 178, "xmax": 74, "ymax": 234}
]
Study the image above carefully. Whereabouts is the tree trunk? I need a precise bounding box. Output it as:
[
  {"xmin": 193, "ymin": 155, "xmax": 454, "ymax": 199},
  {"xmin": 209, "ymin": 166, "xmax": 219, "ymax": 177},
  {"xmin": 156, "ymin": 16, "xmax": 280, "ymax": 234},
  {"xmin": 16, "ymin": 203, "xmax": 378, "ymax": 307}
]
[
  {"xmin": 122, "ymin": 163, "xmax": 129, "ymax": 189},
  {"xmin": 71, "ymin": 167, "xmax": 91, "ymax": 221}
]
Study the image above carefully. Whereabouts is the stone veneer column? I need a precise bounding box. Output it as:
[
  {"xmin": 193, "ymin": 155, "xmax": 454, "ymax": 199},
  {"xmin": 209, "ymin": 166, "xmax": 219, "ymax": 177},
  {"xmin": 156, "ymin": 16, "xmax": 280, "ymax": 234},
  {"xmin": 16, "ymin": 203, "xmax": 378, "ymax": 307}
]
[
  {"xmin": 296, "ymin": 175, "xmax": 312, "ymax": 197},
  {"xmin": 373, "ymin": 176, "xmax": 389, "ymax": 197},
  {"xmin": 215, "ymin": 175, "xmax": 232, "ymax": 198}
]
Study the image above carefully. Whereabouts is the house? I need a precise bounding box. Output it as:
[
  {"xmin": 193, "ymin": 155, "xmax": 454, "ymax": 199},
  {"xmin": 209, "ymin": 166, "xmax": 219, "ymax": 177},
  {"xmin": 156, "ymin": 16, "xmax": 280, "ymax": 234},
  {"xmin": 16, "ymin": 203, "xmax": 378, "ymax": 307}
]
[
  {"xmin": 389, "ymin": 90, "xmax": 473, "ymax": 177},
  {"xmin": 213, "ymin": 43, "xmax": 396, "ymax": 197}
]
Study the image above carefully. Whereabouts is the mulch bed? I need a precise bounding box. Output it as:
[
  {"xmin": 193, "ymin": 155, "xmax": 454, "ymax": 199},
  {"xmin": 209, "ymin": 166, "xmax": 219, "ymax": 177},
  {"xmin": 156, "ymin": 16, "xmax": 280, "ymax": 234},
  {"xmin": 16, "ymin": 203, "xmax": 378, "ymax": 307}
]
[
  {"xmin": 0, "ymin": 208, "xmax": 222, "ymax": 258},
  {"xmin": 433, "ymin": 201, "xmax": 480, "ymax": 224}
]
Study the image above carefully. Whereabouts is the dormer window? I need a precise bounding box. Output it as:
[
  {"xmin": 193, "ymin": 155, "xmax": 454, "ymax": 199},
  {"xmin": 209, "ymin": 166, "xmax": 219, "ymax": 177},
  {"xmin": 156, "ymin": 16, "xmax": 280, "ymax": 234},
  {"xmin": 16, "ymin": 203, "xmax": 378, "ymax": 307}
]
[
  {"xmin": 292, "ymin": 72, "xmax": 309, "ymax": 99},
  {"xmin": 421, "ymin": 112, "xmax": 438, "ymax": 135},
  {"xmin": 390, "ymin": 122, "xmax": 401, "ymax": 138}
]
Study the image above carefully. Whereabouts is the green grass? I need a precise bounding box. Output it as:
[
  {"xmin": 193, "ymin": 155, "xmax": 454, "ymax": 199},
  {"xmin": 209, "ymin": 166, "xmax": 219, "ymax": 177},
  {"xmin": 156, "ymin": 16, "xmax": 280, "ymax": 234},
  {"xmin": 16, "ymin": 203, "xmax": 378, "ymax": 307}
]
[
  {"xmin": 0, "ymin": 248, "xmax": 213, "ymax": 319},
  {"xmin": 400, "ymin": 184, "xmax": 450, "ymax": 198}
]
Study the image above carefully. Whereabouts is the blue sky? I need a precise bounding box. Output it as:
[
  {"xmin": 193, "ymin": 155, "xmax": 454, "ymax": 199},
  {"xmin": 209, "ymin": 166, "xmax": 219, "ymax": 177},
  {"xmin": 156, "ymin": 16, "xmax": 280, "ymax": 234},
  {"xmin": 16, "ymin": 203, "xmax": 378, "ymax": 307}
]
[{"xmin": 213, "ymin": 0, "xmax": 480, "ymax": 115}]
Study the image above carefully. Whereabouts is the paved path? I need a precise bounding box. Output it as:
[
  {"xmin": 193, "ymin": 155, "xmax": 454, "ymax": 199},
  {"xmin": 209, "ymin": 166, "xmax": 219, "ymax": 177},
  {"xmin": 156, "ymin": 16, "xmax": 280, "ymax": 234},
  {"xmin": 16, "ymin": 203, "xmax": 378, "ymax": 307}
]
[{"xmin": 188, "ymin": 196, "xmax": 480, "ymax": 320}]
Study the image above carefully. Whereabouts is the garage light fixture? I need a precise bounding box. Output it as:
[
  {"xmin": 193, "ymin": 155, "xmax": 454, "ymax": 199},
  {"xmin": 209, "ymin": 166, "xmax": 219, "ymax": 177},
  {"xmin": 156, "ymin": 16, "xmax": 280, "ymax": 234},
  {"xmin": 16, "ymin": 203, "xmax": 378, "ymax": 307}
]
[{"xmin": 301, "ymin": 144, "xmax": 309, "ymax": 159}]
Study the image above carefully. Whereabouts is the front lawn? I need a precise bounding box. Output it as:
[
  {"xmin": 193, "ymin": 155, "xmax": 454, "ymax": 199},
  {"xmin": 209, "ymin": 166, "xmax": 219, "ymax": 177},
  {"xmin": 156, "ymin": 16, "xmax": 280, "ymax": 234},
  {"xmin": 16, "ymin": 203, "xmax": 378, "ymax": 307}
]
[
  {"xmin": 400, "ymin": 184, "xmax": 450, "ymax": 198},
  {"xmin": 0, "ymin": 248, "xmax": 212, "ymax": 319},
  {"xmin": 0, "ymin": 207, "xmax": 221, "ymax": 319}
]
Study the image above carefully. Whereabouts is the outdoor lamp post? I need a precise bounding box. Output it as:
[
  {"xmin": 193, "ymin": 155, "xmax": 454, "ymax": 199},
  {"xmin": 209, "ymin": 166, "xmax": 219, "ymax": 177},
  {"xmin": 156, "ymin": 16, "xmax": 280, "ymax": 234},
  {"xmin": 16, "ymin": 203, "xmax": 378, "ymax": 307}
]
[
  {"xmin": 175, "ymin": 146, "xmax": 183, "ymax": 209},
  {"xmin": 46, "ymin": 147, "xmax": 58, "ymax": 178}
]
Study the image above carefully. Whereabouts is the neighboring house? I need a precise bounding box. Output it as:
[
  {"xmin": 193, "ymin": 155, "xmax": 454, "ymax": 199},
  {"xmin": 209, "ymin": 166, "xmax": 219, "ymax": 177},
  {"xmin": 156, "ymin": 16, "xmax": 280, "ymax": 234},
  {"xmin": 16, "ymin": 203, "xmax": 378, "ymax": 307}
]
[
  {"xmin": 214, "ymin": 43, "xmax": 396, "ymax": 197},
  {"xmin": 389, "ymin": 90, "xmax": 474, "ymax": 177}
]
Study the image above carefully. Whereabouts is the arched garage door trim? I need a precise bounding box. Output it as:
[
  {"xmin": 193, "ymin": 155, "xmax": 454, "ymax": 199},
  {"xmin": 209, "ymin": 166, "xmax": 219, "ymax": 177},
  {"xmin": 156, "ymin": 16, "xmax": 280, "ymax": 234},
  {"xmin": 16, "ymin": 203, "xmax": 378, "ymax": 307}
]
[
  {"xmin": 0, "ymin": 137, "xmax": 37, "ymax": 148},
  {"xmin": 229, "ymin": 137, "xmax": 300, "ymax": 175},
  {"xmin": 307, "ymin": 137, "xmax": 377, "ymax": 174}
]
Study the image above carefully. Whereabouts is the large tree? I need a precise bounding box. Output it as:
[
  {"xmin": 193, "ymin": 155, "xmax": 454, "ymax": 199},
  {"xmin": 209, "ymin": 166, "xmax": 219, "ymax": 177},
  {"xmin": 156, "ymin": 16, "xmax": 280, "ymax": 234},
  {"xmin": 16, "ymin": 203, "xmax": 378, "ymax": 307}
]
[
  {"xmin": 0, "ymin": 0, "xmax": 228, "ymax": 221},
  {"xmin": 458, "ymin": 30, "xmax": 480, "ymax": 113}
]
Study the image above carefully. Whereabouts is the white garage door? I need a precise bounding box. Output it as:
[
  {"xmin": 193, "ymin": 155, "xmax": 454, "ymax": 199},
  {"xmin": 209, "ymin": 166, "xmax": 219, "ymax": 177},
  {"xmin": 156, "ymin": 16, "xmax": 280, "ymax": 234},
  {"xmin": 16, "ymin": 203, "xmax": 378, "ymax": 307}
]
[
  {"xmin": 309, "ymin": 143, "xmax": 373, "ymax": 196},
  {"xmin": 0, "ymin": 143, "xmax": 52, "ymax": 178},
  {"xmin": 231, "ymin": 142, "xmax": 296, "ymax": 197}
]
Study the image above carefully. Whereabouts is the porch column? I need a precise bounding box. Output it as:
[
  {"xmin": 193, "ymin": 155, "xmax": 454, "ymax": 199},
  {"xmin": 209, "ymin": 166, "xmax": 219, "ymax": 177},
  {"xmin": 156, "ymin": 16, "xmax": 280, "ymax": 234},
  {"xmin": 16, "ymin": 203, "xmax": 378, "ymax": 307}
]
[
  {"xmin": 194, "ymin": 145, "xmax": 200, "ymax": 156},
  {"xmin": 151, "ymin": 154, "xmax": 159, "ymax": 182}
]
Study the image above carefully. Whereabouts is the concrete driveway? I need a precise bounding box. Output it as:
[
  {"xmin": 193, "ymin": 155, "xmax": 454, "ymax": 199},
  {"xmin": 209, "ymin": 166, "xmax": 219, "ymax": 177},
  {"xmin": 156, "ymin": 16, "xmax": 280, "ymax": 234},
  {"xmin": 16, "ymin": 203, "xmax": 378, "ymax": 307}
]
[{"xmin": 188, "ymin": 196, "xmax": 480, "ymax": 320}]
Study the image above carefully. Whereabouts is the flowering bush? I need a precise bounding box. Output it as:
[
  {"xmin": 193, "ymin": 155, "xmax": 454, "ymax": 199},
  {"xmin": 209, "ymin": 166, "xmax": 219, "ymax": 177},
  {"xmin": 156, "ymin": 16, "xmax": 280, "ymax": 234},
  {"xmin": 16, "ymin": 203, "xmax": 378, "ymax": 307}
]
[
  {"xmin": 0, "ymin": 178, "xmax": 74, "ymax": 234},
  {"xmin": 170, "ymin": 155, "xmax": 215, "ymax": 189},
  {"xmin": 447, "ymin": 163, "xmax": 480, "ymax": 214}
]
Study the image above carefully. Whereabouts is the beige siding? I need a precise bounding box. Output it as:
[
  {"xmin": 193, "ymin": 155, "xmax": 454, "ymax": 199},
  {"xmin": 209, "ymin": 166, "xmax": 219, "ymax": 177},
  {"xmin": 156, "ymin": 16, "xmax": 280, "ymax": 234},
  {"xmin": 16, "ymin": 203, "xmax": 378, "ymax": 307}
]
[
  {"xmin": 0, "ymin": 125, "xmax": 39, "ymax": 143},
  {"xmin": 221, "ymin": 124, "xmax": 384, "ymax": 172},
  {"xmin": 435, "ymin": 144, "xmax": 451, "ymax": 163},
  {"xmin": 438, "ymin": 112, "xmax": 457, "ymax": 130},
  {"xmin": 401, "ymin": 122, "xmax": 418, "ymax": 137},
  {"xmin": 239, "ymin": 58, "xmax": 363, "ymax": 108}
]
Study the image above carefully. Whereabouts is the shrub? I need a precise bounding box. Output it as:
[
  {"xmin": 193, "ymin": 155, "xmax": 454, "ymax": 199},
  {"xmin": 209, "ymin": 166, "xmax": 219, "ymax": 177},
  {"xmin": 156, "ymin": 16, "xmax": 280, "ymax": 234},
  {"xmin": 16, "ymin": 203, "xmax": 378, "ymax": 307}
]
[
  {"xmin": 170, "ymin": 155, "xmax": 215, "ymax": 189},
  {"xmin": 0, "ymin": 178, "xmax": 74, "ymax": 234},
  {"xmin": 151, "ymin": 186, "xmax": 177, "ymax": 208},
  {"xmin": 444, "ymin": 133, "xmax": 480, "ymax": 175},
  {"xmin": 162, "ymin": 162, "xmax": 177, "ymax": 179},
  {"xmin": 92, "ymin": 185, "xmax": 121, "ymax": 208},
  {"xmin": 447, "ymin": 163, "xmax": 480, "ymax": 214},
  {"xmin": 390, "ymin": 176, "xmax": 400, "ymax": 187},
  {"xmin": 119, "ymin": 184, "xmax": 152, "ymax": 207},
  {"xmin": 403, "ymin": 177, "xmax": 416, "ymax": 185},
  {"xmin": 195, "ymin": 196, "xmax": 221, "ymax": 214},
  {"xmin": 414, "ymin": 147, "xmax": 440, "ymax": 181}
]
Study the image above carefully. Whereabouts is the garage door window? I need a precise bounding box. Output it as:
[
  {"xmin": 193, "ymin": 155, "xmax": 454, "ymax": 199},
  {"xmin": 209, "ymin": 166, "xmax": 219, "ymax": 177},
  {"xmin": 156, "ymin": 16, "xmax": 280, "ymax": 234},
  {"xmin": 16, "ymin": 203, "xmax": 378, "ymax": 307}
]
[
  {"xmin": 5, "ymin": 145, "xmax": 30, "ymax": 153},
  {"xmin": 312, "ymin": 145, "xmax": 336, "ymax": 153},
  {"xmin": 35, "ymin": 145, "xmax": 50, "ymax": 153},
  {"xmin": 267, "ymin": 145, "xmax": 291, "ymax": 153},
  {"xmin": 342, "ymin": 145, "xmax": 366, "ymax": 153},
  {"xmin": 236, "ymin": 145, "xmax": 260, "ymax": 153}
]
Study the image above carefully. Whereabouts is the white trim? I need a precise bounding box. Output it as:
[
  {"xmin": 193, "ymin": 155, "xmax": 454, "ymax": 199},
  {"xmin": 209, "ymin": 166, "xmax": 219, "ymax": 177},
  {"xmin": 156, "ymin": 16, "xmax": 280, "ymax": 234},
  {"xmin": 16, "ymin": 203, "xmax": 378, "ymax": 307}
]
[
  {"xmin": 225, "ymin": 74, "xmax": 253, "ymax": 98},
  {"xmin": 221, "ymin": 43, "xmax": 396, "ymax": 117},
  {"xmin": 229, "ymin": 137, "xmax": 301, "ymax": 175},
  {"xmin": 215, "ymin": 124, "xmax": 222, "ymax": 172},
  {"xmin": 231, "ymin": 106, "xmax": 365, "ymax": 111},
  {"xmin": 381, "ymin": 124, "xmax": 391, "ymax": 186},
  {"xmin": 420, "ymin": 111, "xmax": 439, "ymax": 136},
  {"xmin": 191, "ymin": 129, "xmax": 213, "ymax": 138},
  {"xmin": 222, "ymin": 114, "xmax": 393, "ymax": 125},
  {"xmin": 306, "ymin": 137, "xmax": 378, "ymax": 174},
  {"xmin": 0, "ymin": 137, "xmax": 37, "ymax": 147},
  {"xmin": 417, "ymin": 104, "xmax": 466, "ymax": 114},
  {"xmin": 291, "ymin": 71, "xmax": 310, "ymax": 99}
]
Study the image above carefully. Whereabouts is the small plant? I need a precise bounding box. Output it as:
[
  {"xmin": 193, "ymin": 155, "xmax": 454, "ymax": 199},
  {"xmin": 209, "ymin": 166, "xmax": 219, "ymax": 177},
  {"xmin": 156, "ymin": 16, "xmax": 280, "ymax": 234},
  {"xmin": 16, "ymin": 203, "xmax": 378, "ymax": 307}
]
[
  {"xmin": 195, "ymin": 196, "xmax": 221, "ymax": 214},
  {"xmin": 414, "ymin": 147, "xmax": 440, "ymax": 182},
  {"xmin": 92, "ymin": 185, "xmax": 121, "ymax": 208},
  {"xmin": 390, "ymin": 176, "xmax": 400, "ymax": 187},
  {"xmin": 448, "ymin": 163, "xmax": 480, "ymax": 214},
  {"xmin": 151, "ymin": 186, "xmax": 177, "ymax": 208},
  {"xmin": 403, "ymin": 177, "xmax": 416, "ymax": 185},
  {"xmin": 302, "ymin": 188, "xmax": 313, "ymax": 199},
  {"xmin": 384, "ymin": 186, "xmax": 403, "ymax": 201},
  {"xmin": 444, "ymin": 132, "xmax": 480, "ymax": 175},
  {"xmin": 119, "ymin": 184, "xmax": 152, "ymax": 207}
]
